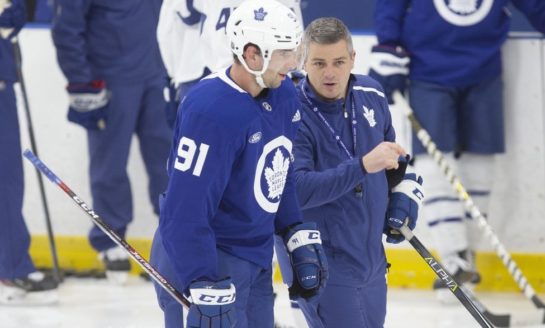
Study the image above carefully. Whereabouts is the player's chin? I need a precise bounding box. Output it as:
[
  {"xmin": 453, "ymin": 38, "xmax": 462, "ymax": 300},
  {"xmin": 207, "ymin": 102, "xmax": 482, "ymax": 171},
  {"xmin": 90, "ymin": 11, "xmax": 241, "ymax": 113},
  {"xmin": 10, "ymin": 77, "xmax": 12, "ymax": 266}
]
[{"xmin": 268, "ymin": 78, "xmax": 283, "ymax": 89}]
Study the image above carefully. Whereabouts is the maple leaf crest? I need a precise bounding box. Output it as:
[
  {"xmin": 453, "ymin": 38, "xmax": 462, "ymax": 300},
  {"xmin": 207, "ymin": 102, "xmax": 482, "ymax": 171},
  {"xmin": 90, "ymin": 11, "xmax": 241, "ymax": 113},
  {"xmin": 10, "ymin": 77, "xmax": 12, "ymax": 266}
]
[
  {"xmin": 363, "ymin": 105, "xmax": 377, "ymax": 127},
  {"xmin": 254, "ymin": 7, "xmax": 267, "ymax": 21},
  {"xmin": 264, "ymin": 149, "xmax": 289, "ymax": 200}
]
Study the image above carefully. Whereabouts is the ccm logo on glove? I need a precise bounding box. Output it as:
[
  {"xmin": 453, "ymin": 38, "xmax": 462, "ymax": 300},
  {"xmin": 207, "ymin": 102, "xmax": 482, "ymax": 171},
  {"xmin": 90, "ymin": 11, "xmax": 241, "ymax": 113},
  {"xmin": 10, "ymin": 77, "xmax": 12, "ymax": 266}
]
[
  {"xmin": 189, "ymin": 279, "xmax": 236, "ymax": 305},
  {"xmin": 192, "ymin": 289, "xmax": 236, "ymax": 305},
  {"xmin": 286, "ymin": 230, "xmax": 321, "ymax": 251}
]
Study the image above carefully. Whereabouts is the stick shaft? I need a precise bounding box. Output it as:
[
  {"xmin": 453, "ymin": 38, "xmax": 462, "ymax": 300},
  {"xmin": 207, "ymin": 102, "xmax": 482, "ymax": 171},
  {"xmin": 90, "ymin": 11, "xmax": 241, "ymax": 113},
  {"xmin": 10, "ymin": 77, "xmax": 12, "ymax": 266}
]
[
  {"xmin": 400, "ymin": 226, "xmax": 494, "ymax": 327},
  {"xmin": 23, "ymin": 149, "xmax": 189, "ymax": 308},
  {"xmin": 13, "ymin": 38, "xmax": 61, "ymax": 283},
  {"xmin": 393, "ymin": 92, "xmax": 544, "ymax": 309}
]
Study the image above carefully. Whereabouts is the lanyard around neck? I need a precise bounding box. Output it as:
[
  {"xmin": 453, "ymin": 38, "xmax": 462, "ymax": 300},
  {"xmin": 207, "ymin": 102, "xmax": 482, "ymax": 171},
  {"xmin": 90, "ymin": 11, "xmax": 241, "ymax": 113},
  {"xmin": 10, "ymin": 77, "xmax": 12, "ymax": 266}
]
[{"xmin": 300, "ymin": 81, "xmax": 358, "ymax": 160}]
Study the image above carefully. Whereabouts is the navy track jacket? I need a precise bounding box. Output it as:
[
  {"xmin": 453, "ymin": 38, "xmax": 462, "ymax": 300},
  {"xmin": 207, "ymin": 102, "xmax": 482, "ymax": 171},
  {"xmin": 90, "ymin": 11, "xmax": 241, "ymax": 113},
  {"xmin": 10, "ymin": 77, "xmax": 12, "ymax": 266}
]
[{"xmin": 293, "ymin": 74, "xmax": 395, "ymax": 286}]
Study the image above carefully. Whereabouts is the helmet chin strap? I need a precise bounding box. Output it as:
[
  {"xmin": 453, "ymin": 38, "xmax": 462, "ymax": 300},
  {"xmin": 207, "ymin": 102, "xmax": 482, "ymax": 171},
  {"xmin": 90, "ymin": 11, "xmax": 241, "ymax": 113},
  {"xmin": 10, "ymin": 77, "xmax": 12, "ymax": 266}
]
[
  {"xmin": 255, "ymin": 75, "xmax": 267, "ymax": 88},
  {"xmin": 238, "ymin": 54, "xmax": 270, "ymax": 89}
]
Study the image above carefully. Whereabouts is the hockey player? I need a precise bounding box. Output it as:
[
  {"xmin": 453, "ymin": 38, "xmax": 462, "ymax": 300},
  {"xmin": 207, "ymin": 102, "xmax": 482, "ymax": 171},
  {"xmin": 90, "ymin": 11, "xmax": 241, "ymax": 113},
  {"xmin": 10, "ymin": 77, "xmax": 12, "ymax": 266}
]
[
  {"xmin": 290, "ymin": 17, "xmax": 424, "ymax": 327},
  {"xmin": 157, "ymin": 0, "xmax": 303, "ymax": 127},
  {"xmin": 371, "ymin": 0, "xmax": 545, "ymax": 300},
  {"xmin": 149, "ymin": 1, "xmax": 328, "ymax": 327},
  {"xmin": 0, "ymin": 0, "xmax": 58, "ymax": 305},
  {"xmin": 157, "ymin": 0, "xmax": 209, "ymax": 127},
  {"xmin": 51, "ymin": 0, "xmax": 172, "ymax": 283}
]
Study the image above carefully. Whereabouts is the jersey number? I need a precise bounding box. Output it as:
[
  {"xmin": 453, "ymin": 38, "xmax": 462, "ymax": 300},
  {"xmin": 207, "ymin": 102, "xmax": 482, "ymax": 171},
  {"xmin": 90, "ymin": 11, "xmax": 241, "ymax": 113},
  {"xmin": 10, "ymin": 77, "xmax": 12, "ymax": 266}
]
[
  {"xmin": 174, "ymin": 137, "xmax": 209, "ymax": 177},
  {"xmin": 216, "ymin": 8, "xmax": 231, "ymax": 31}
]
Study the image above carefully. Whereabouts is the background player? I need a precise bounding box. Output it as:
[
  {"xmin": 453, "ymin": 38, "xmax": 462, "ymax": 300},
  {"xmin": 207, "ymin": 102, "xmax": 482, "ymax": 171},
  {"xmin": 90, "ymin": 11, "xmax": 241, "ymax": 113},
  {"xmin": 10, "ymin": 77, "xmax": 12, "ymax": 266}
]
[
  {"xmin": 157, "ymin": 0, "xmax": 303, "ymax": 127},
  {"xmin": 370, "ymin": 0, "xmax": 545, "ymax": 300},
  {"xmin": 0, "ymin": 0, "xmax": 58, "ymax": 305},
  {"xmin": 51, "ymin": 0, "xmax": 172, "ymax": 283}
]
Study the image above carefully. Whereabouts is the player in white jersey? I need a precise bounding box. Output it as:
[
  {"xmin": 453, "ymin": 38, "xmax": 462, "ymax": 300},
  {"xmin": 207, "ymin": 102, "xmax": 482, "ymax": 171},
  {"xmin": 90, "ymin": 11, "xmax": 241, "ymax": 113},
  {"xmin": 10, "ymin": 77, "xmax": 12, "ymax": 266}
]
[
  {"xmin": 157, "ymin": 0, "xmax": 208, "ymax": 127},
  {"xmin": 157, "ymin": 0, "xmax": 302, "ymax": 127},
  {"xmin": 157, "ymin": 0, "xmax": 205, "ymax": 90},
  {"xmin": 194, "ymin": 0, "xmax": 302, "ymax": 73}
]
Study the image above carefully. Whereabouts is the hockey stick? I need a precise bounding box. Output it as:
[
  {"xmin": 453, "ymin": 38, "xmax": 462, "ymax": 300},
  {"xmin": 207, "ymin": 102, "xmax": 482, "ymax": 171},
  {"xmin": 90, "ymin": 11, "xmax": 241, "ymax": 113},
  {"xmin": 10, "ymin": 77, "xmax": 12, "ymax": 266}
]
[
  {"xmin": 393, "ymin": 91, "xmax": 545, "ymax": 311},
  {"xmin": 461, "ymin": 284, "xmax": 545, "ymax": 327},
  {"xmin": 399, "ymin": 225, "xmax": 494, "ymax": 327},
  {"xmin": 12, "ymin": 38, "xmax": 62, "ymax": 284},
  {"xmin": 23, "ymin": 149, "xmax": 190, "ymax": 309}
]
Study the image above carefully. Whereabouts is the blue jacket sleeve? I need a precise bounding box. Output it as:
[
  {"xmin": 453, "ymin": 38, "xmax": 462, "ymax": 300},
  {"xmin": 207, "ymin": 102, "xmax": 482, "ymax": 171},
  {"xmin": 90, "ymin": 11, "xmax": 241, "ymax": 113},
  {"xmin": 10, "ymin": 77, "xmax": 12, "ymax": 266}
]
[
  {"xmin": 293, "ymin": 123, "xmax": 367, "ymax": 210},
  {"xmin": 374, "ymin": 0, "xmax": 410, "ymax": 45},
  {"xmin": 512, "ymin": 0, "xmax": 545, "ymax": 33},
  {"xmin": 51, "ymin": 0, "xmax": 93, "ymax": 83},
  {"xmin": 160, "ymin": 110, "xmax": 238, "ymax": 290}
]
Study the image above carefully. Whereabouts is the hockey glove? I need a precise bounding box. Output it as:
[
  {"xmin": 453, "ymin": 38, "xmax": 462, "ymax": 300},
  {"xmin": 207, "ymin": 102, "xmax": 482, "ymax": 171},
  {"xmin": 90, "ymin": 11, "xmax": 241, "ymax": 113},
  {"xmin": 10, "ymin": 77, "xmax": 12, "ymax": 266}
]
[
  {"xmin": 0, "ymin": 0, "xmax": 25, "ymax": 39},
  {"xmin": 368, "ymin": 44, "xmax": 410, "ymax": 104},
  {"xmin": 163, "ymin": 77, "xmax": 180, "ymax": 128},
  {"xmin": 186, "ymin": 277, "xmax": 236, "ymax": 328},
  {"xmin": 67, "ymin": 80, "xmax": 110, "ymax": 130},
  {"xmin": 386, "ymin": 154, "xmax": 410, "ymax": 189},
  {"xmin": 283, "ymin": 222, "xmax": 328, "ymax": 301},
  {"xmin": 385, "ymin": 173, "xmax": 424, "ymax": 244}
]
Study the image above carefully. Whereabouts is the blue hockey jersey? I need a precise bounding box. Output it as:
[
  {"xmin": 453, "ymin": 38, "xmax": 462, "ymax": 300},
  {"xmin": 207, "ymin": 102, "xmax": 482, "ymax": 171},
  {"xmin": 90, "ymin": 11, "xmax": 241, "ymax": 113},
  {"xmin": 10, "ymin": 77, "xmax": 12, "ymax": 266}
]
[
  {"xmin": 159, "ymin": 69, "xmax": 303, "ymax": 290},
  {"xmin": 293, "ymin": 74, "xmax": 395, "ymax": 286},
  {"xmin": 375, "ymin": 0, "xmax": 545, "ymax": 86},
  {"xmin": 51, "ymin": 0, "xmax": 165, "ymax": 83}
]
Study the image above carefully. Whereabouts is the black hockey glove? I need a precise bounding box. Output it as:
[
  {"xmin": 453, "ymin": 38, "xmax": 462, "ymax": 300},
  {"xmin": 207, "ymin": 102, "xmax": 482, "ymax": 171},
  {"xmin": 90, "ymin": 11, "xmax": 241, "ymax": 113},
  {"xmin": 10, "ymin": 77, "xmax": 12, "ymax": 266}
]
[{"xmin": 386, "ymin": 154, "xmax": 410, "ymax": 189}]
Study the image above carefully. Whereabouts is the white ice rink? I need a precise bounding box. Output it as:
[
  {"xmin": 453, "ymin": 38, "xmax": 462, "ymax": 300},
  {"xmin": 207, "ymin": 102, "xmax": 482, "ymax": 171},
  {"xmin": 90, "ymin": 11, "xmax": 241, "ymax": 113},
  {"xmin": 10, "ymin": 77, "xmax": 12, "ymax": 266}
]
[{"xmin": 1, "ymin": 277, "xmax": 544, "ymax": 328}]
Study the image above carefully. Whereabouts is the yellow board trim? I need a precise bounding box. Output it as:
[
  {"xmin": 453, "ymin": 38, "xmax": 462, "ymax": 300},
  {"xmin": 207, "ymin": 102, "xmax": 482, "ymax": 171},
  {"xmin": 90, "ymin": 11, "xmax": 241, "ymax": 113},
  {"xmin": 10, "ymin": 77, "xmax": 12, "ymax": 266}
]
[{"xmin": 30, "ymin": 235, "xmax": 545, "ymax": 292}]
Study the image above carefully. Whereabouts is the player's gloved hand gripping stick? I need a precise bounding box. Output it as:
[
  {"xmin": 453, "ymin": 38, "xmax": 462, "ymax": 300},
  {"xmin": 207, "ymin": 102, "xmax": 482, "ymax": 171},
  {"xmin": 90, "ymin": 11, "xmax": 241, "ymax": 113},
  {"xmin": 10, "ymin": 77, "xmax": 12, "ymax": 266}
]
[{"xmin": 186, "ymin": 278, "xmax": 236, "ymax": 328}]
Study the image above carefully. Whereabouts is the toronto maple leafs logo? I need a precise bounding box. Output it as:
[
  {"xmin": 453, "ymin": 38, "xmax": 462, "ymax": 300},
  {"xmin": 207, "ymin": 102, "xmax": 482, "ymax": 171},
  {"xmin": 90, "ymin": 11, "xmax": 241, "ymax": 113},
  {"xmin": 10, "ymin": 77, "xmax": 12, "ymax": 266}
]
[
  {"xmin": 434, "ymin": 0, "xmax": 492, "ymax": 26},
  {"xmin": 254, "ymin": 7, "xmax": 267, "ymax": 21},
  {"xmin": 363, "ymin": 105, "xmax": 376, "ymax": 127},
  {"xmin": 254, "ymin": 136, "xmax": 293, "ymax": 213},
  {"xmin": 264, "ymin": 149, "xmax": 289, "ymax": 200}
]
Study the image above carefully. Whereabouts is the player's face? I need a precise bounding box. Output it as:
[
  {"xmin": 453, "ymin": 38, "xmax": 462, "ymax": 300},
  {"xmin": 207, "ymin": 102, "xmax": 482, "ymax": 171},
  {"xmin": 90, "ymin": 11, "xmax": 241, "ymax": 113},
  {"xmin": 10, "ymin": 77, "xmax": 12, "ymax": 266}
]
[
  {"xmin": 304, "ymin": 40, "xmax": 355, "ymax": 101},
  {"xmin": 262, "ymin": 49, "xmax": 298, "ymax": 88}
]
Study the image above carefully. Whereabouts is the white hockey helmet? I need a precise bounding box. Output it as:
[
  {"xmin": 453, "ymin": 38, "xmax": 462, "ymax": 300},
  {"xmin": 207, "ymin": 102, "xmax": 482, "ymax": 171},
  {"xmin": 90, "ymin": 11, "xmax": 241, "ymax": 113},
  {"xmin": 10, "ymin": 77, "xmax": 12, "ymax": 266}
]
[{"xmin": 227, "ymin": 0, "xmax": 303, "ymax": 86}]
